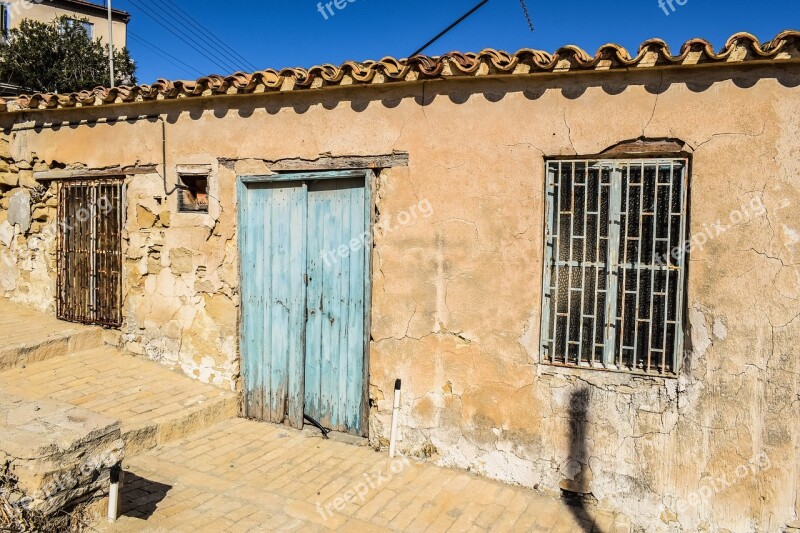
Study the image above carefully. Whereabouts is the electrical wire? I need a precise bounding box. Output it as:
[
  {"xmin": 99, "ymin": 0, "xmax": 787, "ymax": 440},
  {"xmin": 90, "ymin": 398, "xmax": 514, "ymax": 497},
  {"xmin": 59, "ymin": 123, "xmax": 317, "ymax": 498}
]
[
  {"xmin": 128, "ymin": 31, "xmax": 205, "ymax": 78},
  {"xmin": 520, "ymin": 0, "xmax": 535, "ymax": 32},
  {"xmin": 158, "ymin": 0, "xmax": 258, "ymax": 72},
  {"xmin": 410, "ymin": 0, "xmax": 491, "ymax": 57},
  {"xmin": 125, "ymin": 0, "xmax": 239, "ymax": 73},
  {"xmin": 124, "ymin": 0, "xmax": 240, "ymax": 73}
]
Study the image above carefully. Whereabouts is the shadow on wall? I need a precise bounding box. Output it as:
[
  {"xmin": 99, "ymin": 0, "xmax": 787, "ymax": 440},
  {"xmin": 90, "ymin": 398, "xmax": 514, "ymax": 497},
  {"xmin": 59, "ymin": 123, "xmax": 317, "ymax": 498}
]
[{"xmin": 564, "ymin": 387, "xmax": 601, "ymax": 533}]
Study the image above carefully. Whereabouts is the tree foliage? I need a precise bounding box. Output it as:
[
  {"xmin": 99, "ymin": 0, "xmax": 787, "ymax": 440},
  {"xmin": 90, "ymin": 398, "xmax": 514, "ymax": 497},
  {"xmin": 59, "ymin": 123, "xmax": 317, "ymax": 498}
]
[{"xmin": 0, "ymin": 16, "xmax": 136, "ymax": 93}]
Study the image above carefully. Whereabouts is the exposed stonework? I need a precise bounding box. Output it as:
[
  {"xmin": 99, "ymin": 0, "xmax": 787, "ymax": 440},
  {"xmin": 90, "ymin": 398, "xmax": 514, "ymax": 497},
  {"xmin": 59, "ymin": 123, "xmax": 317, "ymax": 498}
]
[
  {"xmin": 7, "ymin": 189, "xmax": 31, "ymax": 233},
  {"xmin": 0, "ymin": 146, "xmax": 59, "ymax": 311},
  {"xmin": 0, "ymin": 60, "xmax": 797, "ymax": 531},
  {"xmin": 0, "ymin": 392, "xmax": 123, "ymax": 517},
  {"xmin": 119, "ymin": 165, "xmax": 239, "ymax": 389}
]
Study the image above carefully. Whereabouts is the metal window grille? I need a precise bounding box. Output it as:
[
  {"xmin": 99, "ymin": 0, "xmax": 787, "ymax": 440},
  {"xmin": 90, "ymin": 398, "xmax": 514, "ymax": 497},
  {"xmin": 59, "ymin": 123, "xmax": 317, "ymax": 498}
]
[
  {"xmin": 57, "ymin": 179, "xmax": 124, "ymax": 327},
  {"xmin": 540, "ymin": 159, "xmax": 689, "ymax": 375}
]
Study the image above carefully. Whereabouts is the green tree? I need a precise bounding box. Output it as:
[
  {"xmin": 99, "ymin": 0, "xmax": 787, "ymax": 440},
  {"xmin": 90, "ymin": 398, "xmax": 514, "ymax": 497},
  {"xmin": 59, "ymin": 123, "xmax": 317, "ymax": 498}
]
[{"xmin": 0, "ymin": 16, "xmax": 136, "ymax": 94}]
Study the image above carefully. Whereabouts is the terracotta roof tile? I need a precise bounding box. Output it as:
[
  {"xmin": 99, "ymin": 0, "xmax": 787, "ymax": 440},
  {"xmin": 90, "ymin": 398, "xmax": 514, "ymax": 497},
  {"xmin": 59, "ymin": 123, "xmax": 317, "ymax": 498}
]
[{"xmin": 3, "ymin": 30, "xmax": 799, "ymax": 113}]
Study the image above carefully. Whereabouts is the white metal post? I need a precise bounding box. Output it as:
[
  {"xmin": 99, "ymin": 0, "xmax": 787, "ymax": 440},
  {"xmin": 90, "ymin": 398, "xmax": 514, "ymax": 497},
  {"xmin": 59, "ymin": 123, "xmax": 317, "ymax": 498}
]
[
  {"xmin": 389, "ymin": 379, "xmax": 402, "ymax": 458},
  {"xmin": 107, "ymin": 0, "xmax": 115, "ymax": 87}
]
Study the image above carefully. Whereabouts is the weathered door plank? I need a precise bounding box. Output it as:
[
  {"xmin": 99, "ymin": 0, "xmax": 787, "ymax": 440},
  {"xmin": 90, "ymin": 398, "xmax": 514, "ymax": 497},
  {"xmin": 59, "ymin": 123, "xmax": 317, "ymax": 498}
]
[
  {"xmin": 345, "ymin": 182, "xmax": 366, "ymax": 433},
  {"xmin": 239, "ymin": 181, "xmax": 307, "ymax": 426},
  {"xmin": 304, "ymin": 177, "xmax": 367, "ymax": 434},
  {"xmin": 240, "ymin": 172, "xmax": 369, "ymax": 435}
]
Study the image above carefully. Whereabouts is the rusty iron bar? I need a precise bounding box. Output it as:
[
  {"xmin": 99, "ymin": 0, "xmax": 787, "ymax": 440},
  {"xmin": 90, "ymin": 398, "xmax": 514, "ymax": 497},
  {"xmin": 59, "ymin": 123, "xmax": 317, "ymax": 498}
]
[{"xmin": 57, "ymin": 178, "xmax": 124, "ymax": 328}]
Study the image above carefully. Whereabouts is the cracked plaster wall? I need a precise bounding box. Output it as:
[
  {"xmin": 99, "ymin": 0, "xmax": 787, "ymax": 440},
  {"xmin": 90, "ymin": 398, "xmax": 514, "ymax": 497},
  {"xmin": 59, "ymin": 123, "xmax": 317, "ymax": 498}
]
[
  {"xmin": 119, "ymin": 161, "xmax": 240, "ymax": 389},
  {"xmin": 2, "ymin": 64, "xmax": 799, "ymax": 531},
  {"xmin": 0, "ymin": 134, "xmax": 59, "ymax": 311}
]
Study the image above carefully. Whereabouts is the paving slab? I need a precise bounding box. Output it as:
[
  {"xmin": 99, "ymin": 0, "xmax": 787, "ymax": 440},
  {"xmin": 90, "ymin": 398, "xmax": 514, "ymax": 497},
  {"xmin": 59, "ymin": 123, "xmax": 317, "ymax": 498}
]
[
  {"xmin": 0, "ymin": 298, "xmax": 106, "ymax": 370},
  {"xmin": 0, "ymin": 346, "xmax": 239, "ymax": 455},
  {"xmin": 0, "ymin": 392, "xmax": 123, "ymax": 517},
  {"xmin": 94, "ymin": 419, "xmax": 629, "ymax": 532}
]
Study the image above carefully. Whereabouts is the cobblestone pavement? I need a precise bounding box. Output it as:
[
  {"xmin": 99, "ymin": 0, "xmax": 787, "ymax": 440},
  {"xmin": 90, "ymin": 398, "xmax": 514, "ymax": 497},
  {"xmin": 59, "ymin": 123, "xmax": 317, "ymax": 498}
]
[{"xmin": 96, "ymin": 418, "xmax": 630, "ymax": 532}]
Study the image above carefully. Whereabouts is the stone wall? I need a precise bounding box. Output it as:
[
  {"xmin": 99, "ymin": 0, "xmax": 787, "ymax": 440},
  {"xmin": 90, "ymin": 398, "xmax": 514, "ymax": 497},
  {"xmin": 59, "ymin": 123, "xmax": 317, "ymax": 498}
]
[
  {"xmin": 119, "ymin": 166, "xmax": 240, "ymax": 389},
  {"xmin": 0, "ymin": 136, "xmax": 59, "ymax": 312},
  {"xmin": 1, "ymin": 63, "xmax": 798, "ymax": 531}
]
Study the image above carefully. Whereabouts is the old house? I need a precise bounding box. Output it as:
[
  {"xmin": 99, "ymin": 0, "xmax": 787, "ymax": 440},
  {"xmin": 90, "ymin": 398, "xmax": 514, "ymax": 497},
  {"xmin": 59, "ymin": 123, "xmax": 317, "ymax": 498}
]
[{"xmin": 0, "ymin": 30, "xmax": 798, "ymax": 531}]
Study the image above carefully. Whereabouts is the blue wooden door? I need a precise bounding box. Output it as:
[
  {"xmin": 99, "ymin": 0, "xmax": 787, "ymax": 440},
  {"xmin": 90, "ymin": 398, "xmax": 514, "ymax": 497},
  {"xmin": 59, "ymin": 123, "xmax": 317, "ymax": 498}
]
[
  {"xmin": 239, "ymin": 181, "xmax": 308, "ymax": 428},
  {"xmin": 304, "ymin": 178, "xmax": 368, "ymax": 435},
  {"xmin": 239, "ymin": 173, "xmax": 369, "ymax": 436}
]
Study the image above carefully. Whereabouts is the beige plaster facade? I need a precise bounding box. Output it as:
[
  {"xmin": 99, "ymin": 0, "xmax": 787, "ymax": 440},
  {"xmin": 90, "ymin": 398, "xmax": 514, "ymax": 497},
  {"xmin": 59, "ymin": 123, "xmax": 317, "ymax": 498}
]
[
  {"xmin": 5, "ymin": 0, "xmax": 128, "ymax": 49},
  {"xmin": 0, "ymin": 59, "xmax": 798, "ymax": 531}
]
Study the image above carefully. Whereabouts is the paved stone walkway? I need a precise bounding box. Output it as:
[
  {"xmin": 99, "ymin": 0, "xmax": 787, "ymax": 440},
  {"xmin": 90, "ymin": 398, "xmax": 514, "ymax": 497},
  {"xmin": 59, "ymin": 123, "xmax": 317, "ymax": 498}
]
[
  {"xmin": 0, "ymin": 299, "xmax": 84, "ymax": 347},
  {"xmin": 96, "ymin": 419, "xmax": 629, "ymax": 532},
  {"xmin": 0, "ymin": 345, "xmax": 238, "ymax": 454},
  {"xmin": 0, "ymin": 298, "xmax": 104, "ymax": 370}
]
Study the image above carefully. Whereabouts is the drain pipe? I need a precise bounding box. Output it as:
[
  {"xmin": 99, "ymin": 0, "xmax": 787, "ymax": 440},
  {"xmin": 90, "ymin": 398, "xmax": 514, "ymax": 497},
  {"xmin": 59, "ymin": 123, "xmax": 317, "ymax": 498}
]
[
  {"xmin": 389, "ymin": 379, "xmax": 402, "ymax": 458},
  {"xmin": 158, "ymin": 117, "xmax": 191, "ymax": 197},
  {"xmin": 107, "ymin": 464, "xmax": 122, "ymax": 522}
]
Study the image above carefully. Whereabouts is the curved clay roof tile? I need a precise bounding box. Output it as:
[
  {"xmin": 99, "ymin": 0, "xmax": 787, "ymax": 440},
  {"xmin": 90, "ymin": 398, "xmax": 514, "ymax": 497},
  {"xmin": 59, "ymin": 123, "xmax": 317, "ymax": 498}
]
[
  {"xmin": 2, "ymin": 31, "xmax": 798, "ymax": 112},
  {"xmin": 551, "ymin": 45, "xmax": 597, "ymax": 67},
  {"xmin": 253, "ymin": 70, "xmax": 285, "ymax": 90},
  {"xmin": 593, "ymin": 43, "xmax": 639, "ymax": 66},
  {"xmin": 766, "ymin": 29, "xmax": 800, "ymax": 51}
]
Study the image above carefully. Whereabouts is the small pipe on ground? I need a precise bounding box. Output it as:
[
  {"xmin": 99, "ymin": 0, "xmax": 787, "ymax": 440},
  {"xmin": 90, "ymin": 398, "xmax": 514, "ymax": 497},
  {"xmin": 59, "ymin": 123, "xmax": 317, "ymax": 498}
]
[
  {"xmin": 107, "ymin": 464, "xmax": 122, "ymax": 522},
  {"xmin": 389, "ymin": 379, "xmax": 402, "ymax": 458}
]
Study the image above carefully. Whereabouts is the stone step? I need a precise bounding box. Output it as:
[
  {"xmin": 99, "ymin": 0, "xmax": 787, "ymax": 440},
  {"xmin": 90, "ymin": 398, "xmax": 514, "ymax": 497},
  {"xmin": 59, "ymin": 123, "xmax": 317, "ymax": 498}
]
[
  {"xmin": 0, "ymin": 299, "xmax": 110, "ymax": 371},
  {"xmin": 0, "ymin": 392, "xmax": 124, "ymax": 518},
  {"xmin": 0, "ymin": 347, "xmax": 240, "ymax": 456},
  {"xmin": 0, "ymin": 326, "xmax": 106, "ymax": 371}
]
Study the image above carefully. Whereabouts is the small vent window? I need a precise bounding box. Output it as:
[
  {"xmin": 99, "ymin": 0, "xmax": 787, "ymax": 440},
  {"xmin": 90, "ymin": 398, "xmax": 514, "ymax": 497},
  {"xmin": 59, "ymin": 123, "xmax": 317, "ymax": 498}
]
[{"xmin": 177, "ymin": 174, "xmax": 209, "ymax": 213}]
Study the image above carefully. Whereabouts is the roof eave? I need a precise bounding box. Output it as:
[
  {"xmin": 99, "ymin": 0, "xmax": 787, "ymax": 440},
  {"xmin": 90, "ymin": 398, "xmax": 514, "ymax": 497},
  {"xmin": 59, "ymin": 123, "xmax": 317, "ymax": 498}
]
[
  {"xmin": 49, "ymin": 0, "xmax": 131, "ymax": 23},
  {"xmin": 2, "ymin": 30, "xmax": 798, "ymax": 114}
]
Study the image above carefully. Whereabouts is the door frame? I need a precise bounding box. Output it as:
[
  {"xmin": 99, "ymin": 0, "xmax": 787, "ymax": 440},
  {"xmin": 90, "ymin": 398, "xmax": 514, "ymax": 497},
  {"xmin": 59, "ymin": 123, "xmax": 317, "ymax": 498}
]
[{"xmin": 237, "ymin": 169, "xmax": 374, "ymax": 437}]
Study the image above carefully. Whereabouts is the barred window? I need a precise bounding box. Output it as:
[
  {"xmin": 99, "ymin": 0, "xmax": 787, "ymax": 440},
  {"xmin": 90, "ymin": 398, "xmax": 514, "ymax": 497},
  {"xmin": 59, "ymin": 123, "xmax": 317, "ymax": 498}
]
[{"xmin": 540, "ymin": 159, "xmax": 689, "ymax": 375}]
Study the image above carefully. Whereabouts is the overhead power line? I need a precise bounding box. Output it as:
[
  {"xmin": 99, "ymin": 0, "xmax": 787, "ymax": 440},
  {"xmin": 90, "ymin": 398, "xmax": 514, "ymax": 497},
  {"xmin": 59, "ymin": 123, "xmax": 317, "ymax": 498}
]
[
  {"xmin": 129, "ymin": 31, "xmax": 205, "ymax": 78},
  {"xmin": 125, "ymin": 0, "xmax": 240, "ymax": 73},
  {"xmin": 125, "ymin": 0, "xmax": 238, "ymax": 72},
  {"xmin": 519, "ymin": 0, "xmax": 535, "ymax": 32},
  {"xmin": 410, "ymin": 0, "xmax": 491, "ymax": 57},
  {"xmin": 158, "ymin": 0, "xmax": 259, "ymax": 72}
]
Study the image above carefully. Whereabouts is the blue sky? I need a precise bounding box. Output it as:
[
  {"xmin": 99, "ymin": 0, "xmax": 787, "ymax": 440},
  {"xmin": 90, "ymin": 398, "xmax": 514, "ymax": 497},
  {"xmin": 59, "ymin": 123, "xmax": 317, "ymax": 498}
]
[{"xmin": 110, "ymin": 0, "xmax": 798, "ymax": 84}]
